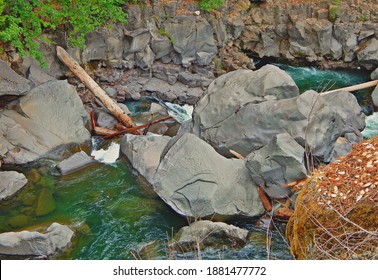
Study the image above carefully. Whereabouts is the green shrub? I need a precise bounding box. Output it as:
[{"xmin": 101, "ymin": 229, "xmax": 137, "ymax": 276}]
[
  {"xmin": 198, "ymin": 0, "xmax": 225, "ymax": 12},
  {"xmin": 0, "ymin": 0, "xmax": 128, "ymax": 66}
]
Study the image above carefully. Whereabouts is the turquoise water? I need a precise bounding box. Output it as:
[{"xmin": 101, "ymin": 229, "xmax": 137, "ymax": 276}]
[
  {"xmin": 276, "ymin": 64, "xmax": 373, "ymax": 113},
  {"xmin": 0, "ymin": 158, "xmax": 291, "ymax": 260}
]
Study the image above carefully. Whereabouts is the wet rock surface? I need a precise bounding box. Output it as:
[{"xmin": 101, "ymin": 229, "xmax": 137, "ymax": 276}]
[
  {"xmin": 0, "ymin": 171, "xmax": 28, "ymax": 201},
  {"xmin": 0, "ymin": 223, "xmax": 74, "ymax": 257}
]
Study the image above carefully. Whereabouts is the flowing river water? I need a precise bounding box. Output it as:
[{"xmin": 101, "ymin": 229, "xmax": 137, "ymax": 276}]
[{"xmin": 0, "ymin": 65, "xmax": 376, "ymax": 260}]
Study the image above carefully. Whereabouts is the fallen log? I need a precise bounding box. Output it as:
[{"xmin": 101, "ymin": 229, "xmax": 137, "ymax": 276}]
[
  {"xmin": 56, "ymin": 46, "xmax": 136, "ymax": 128},
  {"xmin": 321, "ymin": 80, "xmax": 378, "ymax": 95},
  {"xmin": 257, "ymin": 186, "xmax": 273, "ymax": 212},
  {"xmin": 102, "ymin": 116, "xmax": 173, "ymax": 139}
]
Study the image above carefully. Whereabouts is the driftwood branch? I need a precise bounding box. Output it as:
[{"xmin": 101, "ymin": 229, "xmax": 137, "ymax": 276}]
[
  {"xmin": 257, "ymin": 186, "xmax": 273, "ymax": 212},
  {"xmin": 102, "ymin": 116, "xmax": 173, "ymax": 139},
  {"xmin": 94, "ymin": 126, "xmax": 118, "ymax": 136},
  {"xmin": 229, "ymin": 149, "xmax": 246, "ymax": 160},
  {"xmin": 56, "ymin": 46, "xmax": 136, "ymax": 128},
  {"xmin": 321, "ymin": 80, "xmax": 378, "ymax": 95}
]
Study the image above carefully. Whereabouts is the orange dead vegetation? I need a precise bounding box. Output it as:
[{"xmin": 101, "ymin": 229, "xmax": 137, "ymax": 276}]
[{"xmin": 309, "ymin": 136, "xmax": 378, "ymax": 215}]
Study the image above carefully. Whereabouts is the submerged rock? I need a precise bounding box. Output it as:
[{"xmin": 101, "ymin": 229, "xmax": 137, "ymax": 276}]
[
  {"xmin": 170, "ymin": 220, "xmax": 249, "ymax": 253},
  {"xmin": 0, "ymin": 223, "xmax": 74, "ymax": 257},
  {"xmin": 35, "ymin": 188, "xmax": 56, "ymax": 216},
  {"xmin": 0, "ymin": 171, "xmax": 28, "ymax": 200},
  {"xmin": 154, "ymin": 133, "xmax": 264, "ymax": 220}
]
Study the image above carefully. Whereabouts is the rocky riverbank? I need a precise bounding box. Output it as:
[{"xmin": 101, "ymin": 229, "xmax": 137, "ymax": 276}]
[{"xmin": 0, "ymin": 0, "xmax": 377, "ymax": 259}]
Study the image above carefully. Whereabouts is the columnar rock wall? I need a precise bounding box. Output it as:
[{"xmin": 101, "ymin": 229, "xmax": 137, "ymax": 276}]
[{"xmin": 239, "ymin": 0, "xmax": 378, "ymax": 69}]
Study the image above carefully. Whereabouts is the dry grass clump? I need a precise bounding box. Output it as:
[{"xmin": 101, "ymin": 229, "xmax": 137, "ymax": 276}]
[{"xmin": 287, "ymin": 136, "xmax": 378, "ymax": 259}]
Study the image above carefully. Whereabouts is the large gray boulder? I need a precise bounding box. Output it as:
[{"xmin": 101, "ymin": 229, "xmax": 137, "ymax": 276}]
[
  {"xmin": 170, "ymin": 220, "xmax": 249, "ymax": 253},
  {"xmin": 194, "ymin": 67, "xmax": 365, "ymax": 162},
  {"xmin": 0, "ymin": 223, "xmax": 74, "ymax": 257},
  {"xmin": 246, "ymin": 133, "xmax": 307, "ymax": 199},
  {"xmin": 0, "ymin": 60, "xmax": 32, "ymax": 96},
  {"xmin": 372, "ymin": 85, "xmax": 378, "ymax": 108},
  {"xmin": 120, "ymin": 134, "xmax": 171, "ymax": 184},
  {"xmin": 163, "ymin": 15, "xmax": 218, "ymax": 66},
  {"xmin": 193, "ymin": 65, "xmax": 299, "ymax": 140},
  {"xmin": 153, "ymin": 133, "xmax": 264, "ymax": 220},
  {"xmin": 0, "ymin": 80, "xmax": 91, "ymax": 164},
  {"xmin": 0, "ymin": 171, "xmax": 28, "ymax": 200}
]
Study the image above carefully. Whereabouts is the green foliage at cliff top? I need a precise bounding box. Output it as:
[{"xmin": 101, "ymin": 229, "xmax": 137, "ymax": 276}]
[{"xmin": 0, "ymin": 0, "xmax": 127, "ymax": 66}]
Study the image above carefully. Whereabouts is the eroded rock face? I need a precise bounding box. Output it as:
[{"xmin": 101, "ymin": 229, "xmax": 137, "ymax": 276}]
[
  {"xmin": 153, "ymin": 133, "xmax": 264, "ymax": 220},
  {"xmin": 0, "ymin": 80, "xmax": 91, "ymax": 164},
  {"xmin": 240, "ymin": 0, "xmax": 378, "ymax": 68},
  {"xmin": 0, "ymin": 171, "xmax": 28, "ymax": 200},
  {"xmin": 163, "ymin": 15, "xmax": 218, "ymax": 66},
  {"xmin": 0, "ymin": 223, "xmax": 74, "ymax": 257},
  {"xmin": 170, "ymin": 220, "xmax": 249, "ymax": 253}
]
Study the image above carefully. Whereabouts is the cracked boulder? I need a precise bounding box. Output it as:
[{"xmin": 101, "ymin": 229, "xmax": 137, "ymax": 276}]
[
  {"xmin": 121, "ymin": 134, "xmax": 171, "ymax": 184},
  {"xmin": 153, "ymin": 133, "xmax": 264, "ymax": 221},
  {"xmin": 193, "ymin": 66, "xmax": 365, "ymax": 162},
  {"xmin": 246, "ymin": 133, "xmax": 307, "ymax": 199},
  {"xmin": 0, "ymin": 80, "xmax": 91, "ymax": 164}
]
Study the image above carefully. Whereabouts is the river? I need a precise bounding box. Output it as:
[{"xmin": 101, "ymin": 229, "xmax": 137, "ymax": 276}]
[{"xmin": 0, "ymin": 65, "xmax": 376, "ymax": 260}]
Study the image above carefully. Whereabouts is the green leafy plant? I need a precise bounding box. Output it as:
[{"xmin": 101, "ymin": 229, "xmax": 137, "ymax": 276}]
[
  {"xmin": 198, "ymin": 0, "xmax": 225, "ymax": 12},
  {"xmin": 158, "ymin": 28, "xmax": 175, "ymax": 44},
  {"xmin": 359, "ymin": 15, "xmax": 367, "ymax": 22},
  {"xmin": 0, "ymin": 0, "xmax": 128, "ymax": 66},
  {"xmin": 328, "ymin": 0, "xmax": 342, "ymax": 22}
]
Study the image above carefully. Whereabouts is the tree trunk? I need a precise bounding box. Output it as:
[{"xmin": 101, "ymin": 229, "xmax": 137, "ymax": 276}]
[{"xmin": 56, "ymin": 46, "xmax": 136, "ymax": 128}]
